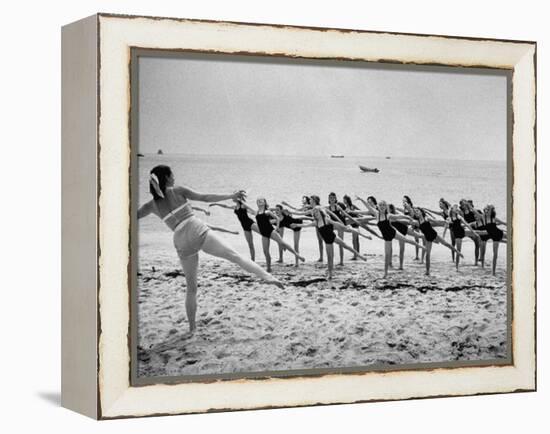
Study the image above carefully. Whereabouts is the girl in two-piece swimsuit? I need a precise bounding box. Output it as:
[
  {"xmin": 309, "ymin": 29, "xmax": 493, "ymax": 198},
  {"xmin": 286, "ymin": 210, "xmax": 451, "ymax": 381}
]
[
  {"xmin": 412, "ymin": 207, "xmax": 463, "ymax": 276},
  {"xmin": 273, "ymin": 205, "xmax": 311, "ymax": 267},
  {"xmin": 253, "ymin": 198, "xmax": 304, "ymax": 272},
  {"xmin": 291, "ymin": 206, "xmax": 368, "ymax": 280},
  {"xmin": 476, "ymin": 204, "xmax": 507, "ymax": 276},
  {"xmin": 209, "ymin": 199, "xmax": 260, "ymax": 260},
  {"xmin": 138, "ymin": 165, "xmax": 283, "ymax": 335}
]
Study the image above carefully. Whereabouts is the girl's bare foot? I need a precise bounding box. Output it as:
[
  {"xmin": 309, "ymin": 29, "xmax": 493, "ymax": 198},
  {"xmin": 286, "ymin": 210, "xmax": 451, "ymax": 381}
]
[
  {"xmin": 358, "ymin": 254, "xmax": 367, "ymax": 261},
  {"xmin": 297, "ymin": 255, "xmax": 306, "ymax": 262},
  {"xmin": 276, "ymin": 259, "xmax": 284, "ymax": 263},
  {"xmin": 317, "ymin": 258, "xmax": 323, "ymax": 263},
  {"xmin": 267, "ymin": 278, "xmax": 284, "ymax": 289}
]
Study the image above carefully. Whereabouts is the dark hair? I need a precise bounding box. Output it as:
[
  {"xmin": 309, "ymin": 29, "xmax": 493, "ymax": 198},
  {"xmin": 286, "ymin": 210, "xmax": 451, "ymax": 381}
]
[
  {"xmin": 388, "ymin": 203, "xmax": 396, "ymax": 214},
  {"xmin": 343, "ymin": 195, "xmax": 352, "ymax": 207},
  {"xmin": 439, "ymin": 198, "xmax": 451, "ymax": 210},
  {"xmin": 367, "ymin": 196, "xmax": 378, "ymax": 206},
  {"xmin": 403, "ymin": 195, "xmax": 413, "ymax": 206},
  {"xmin": 275, "ymin": 204, "xmax": 283, "ymax": 211},
  {"xmin": 149, "ymin": 165, "xmax": 172, "ymax": 200},
  {"xmin": 302, "ymin": 196, "xmax": 311, "ymax": 205},
  {"xmin": 310, "ymin": 195, "xmax": 321, "ymax": 205}
]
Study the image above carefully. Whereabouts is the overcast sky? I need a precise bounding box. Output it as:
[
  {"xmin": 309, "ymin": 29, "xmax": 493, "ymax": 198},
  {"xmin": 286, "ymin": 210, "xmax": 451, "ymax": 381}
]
[{"xmin": 138, "ymin": 54, "xmax": 508, "ymax": 161}]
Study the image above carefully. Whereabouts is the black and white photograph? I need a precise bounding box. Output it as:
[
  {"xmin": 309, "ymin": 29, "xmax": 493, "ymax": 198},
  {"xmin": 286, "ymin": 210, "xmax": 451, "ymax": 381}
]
[{"xmin": 133, "ymin": 52, "xmax": 510, "ymax": 381}]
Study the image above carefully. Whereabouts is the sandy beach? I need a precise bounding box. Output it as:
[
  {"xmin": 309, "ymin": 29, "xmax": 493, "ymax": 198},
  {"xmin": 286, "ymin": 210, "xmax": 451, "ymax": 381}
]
[{"xmin": 136, "ymin": 252, "xmax": 508, "ymax": 378}]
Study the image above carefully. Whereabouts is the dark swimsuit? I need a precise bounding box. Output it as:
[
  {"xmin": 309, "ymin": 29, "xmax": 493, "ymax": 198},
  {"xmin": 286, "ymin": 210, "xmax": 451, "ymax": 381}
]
[
  {"xmin": 234, "ymin": 207, "xmax": 254, "ymax": 232},
  {"xmin": 419, "ymin": 220, "xmax": 438, "ymax": 242},
  {"xmin": 449, "ymin": 217, "xmax": 465, "ymax": 239},
  {"xmin": 329, "ymin": 203, "xmax": 347, "ymax": 224},
  {"xmin": 345, "ymin": 204, "xmax": 359, "ymax": 228},
  {"xmin": 317, "ymin": 212, "xmax": 336, "ymax": 244},
  {"xmin": 377, "ymin": 213, "xmax": 396, "ymax": 241},
  {"xmin": 256, "ymin": 212, "xmax": 274, "ymax": 238},
  {"xmin": 391, "ymin": 221, "xmax": 408, "ymax": 236},
  {"xmin": 280, "ymin": 214, "xmax": 303, "ymax": 232},
  {"xmin": 484, "ymin": 217, "xmax": 504, "ymax": 242}
]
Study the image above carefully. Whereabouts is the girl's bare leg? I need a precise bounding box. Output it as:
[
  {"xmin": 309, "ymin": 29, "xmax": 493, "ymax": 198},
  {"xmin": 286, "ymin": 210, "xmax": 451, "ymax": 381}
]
[
  {"xmin": 450, "ymin": 232, "xmax": 456, "ymax": 262},
  {"xmin": 398, "ymin": 239, "xmax": 405, "ymax": 270},
  {"xmin": 293, "ymin": 231, "xmax": 301, "ymax": 267},
  {"xmin": 277, "ymin": 227, "xmax": 285, "ymax": 263},
  {"xmin": 480, "ymin": 241, "xmax": 487, "ymax": 268},
  {"xmin": 425, "ymin": 242, "xmax": 433, "ymax": 275},
  {"xmin": 352, "ymin": 232, "xmax": 359, "ymax": 260},
  {"xmin": 492, "ymin": 241, "xmax": 499, "ymax": 276},
  {"xmin": 243, "ymin": 230, "xmax": 255, "ymax": 261},
  {"xmin": 455, "ymin": 238, "xmax": 463, "ymax": 271},
  {"xmin": 201, "ymin": 231, "xmax": 283, "ymax": 288},
  {"xmin": 337, "ymin": 228, "xmax": 344, "ymax": 266},
  {"xmin": 262, "ymin": 236, "xmax": 272, "ymax": 272},
  {"xmin": 394, "ymin": 232, "xmax": 426, "ymax": 250},
  {"xmin": 420, "ymin": 238, "xmax": 426, "ymax": 264},
  {"xmin": 414, "ymin": 233, "xmax": 420, "ymax": 260},
  {"xmin": 326, "ymin": 243, "xmax": 334, "ymax": 280},
  {"xmin": 333, "ymin": 237, "xmax": 367, "ymax": 261},
  {"xmin": 270, "ymin": 231, "xmax": 305, "ymax": 262},
  {"xmin": 384, "ymin": 241, "xmax": 392, "ymax": 277},
  {"xmin": 177, "ymin": 252, "xmax": 199, "ymax": 334},
  {"xmin": 435, "ymin": 235, "xmax": 464, "ymax": 258},
  {"xmin": 316, "ymin": 228, "xmax": 324, "ymax": 262}
]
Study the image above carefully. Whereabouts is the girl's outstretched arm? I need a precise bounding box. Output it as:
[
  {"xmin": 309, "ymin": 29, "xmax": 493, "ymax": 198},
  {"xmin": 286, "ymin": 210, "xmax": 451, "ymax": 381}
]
[
  {"xmin": 176, "ymin": 185, "xmax": 245, "ymax": 203},
  {"xmin": 209, "ymin": 202, "xmax": 235, "ymax": 210},
  {"xmin": 192, "ymin": 206, "xmax": 211, "ymax": 216},
  {"xmin": 240, "ymin": 202, "xmax": 258, "ymax": 216},
  {"xmin": 424, "ymin": 208, "xmax": 444, "ymax": 217},
  {"xmin": 281, "ymin": 201, "xmax": 300, "ymax": 211}
]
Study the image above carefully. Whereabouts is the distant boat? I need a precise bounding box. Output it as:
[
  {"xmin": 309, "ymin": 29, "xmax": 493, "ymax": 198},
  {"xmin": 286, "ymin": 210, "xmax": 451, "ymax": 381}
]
[
  {"xmin": 359, "ymin": 165, "xmax": 380, "ymax": 173},
  {"xmin": 157, "ymin": 149, "xmax": 163, "ymax": 155},
  {"xmin": 385, "ymin": 156, "xmax": 391, "ymax": 159},
  {"xmin": 137, "ymin": 153, "xmax": 145, "ymax": 157},
  {"xmin": 330, "ymin": 155, "xmax": 344, "ymax": 158}
]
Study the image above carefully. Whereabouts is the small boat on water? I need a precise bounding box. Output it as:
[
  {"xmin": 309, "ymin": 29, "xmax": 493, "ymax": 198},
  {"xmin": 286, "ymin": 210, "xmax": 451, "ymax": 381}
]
[
  {"xmin": 137, "ymin": 153, "xmax": 145, "ymax": 157},
  {"xmin": 385, "ymin": 156, "xmax": 391, "ymax": 159},
  {"xmin": 359, "ymin": 165, "xmax": 380, "ymax": 173},
  {"xmin": 330, "ymin": 155, "xmax": 344, "ymax": 158},
  {"xmin": 157, "ymin": 149, "xmax": 164, "ymax": 155}
]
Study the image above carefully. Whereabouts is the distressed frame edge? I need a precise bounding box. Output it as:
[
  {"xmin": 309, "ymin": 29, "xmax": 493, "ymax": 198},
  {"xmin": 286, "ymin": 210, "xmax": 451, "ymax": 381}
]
[
  {"xmin": 94, "ymin": 14, "xmax": 537, "ymax": 419},
  {"xmin": 61, "ymin": 13, "xmax": 100, "ymax": 420}
]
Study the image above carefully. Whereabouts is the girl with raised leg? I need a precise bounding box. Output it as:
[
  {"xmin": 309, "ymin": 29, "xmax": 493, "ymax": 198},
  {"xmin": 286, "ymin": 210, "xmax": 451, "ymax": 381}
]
[
  {"xmin": 138, "ymin": 165, "xmax": 283, "ymax": 335},
  {"xmin": 412, "ymin": 208, "xmax": 464, "ymax": 276},
  {"xmin": 363, "ymin": 200, "xmax": 426, "ymax": 278},
  {"xmin": 442, "ymin": 204, "xmax": 479, "ymax": 271},
  {"xmin": 291, "ymin": 206, "xmax": 368, "ymax": 280},
  {"xmin": 254, "ymin": 198, "xmax": 305, "ymax": 272},
  {"xmin": 209, "ymin": 199, "xmax": 259, "ymax": 260}
]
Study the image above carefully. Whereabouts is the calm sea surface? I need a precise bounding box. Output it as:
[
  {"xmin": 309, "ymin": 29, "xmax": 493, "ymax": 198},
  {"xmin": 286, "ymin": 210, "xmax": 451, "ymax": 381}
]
[{"xmin": 137, "ymin": 154, "xmax": 507, "ymax": 265}]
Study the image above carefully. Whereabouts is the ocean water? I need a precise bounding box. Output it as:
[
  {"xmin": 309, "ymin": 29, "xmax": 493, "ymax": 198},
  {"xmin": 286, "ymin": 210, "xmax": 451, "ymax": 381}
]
[{"xmin": 137, "ymin": 154, "xmax": 507, "ymax": 267}]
